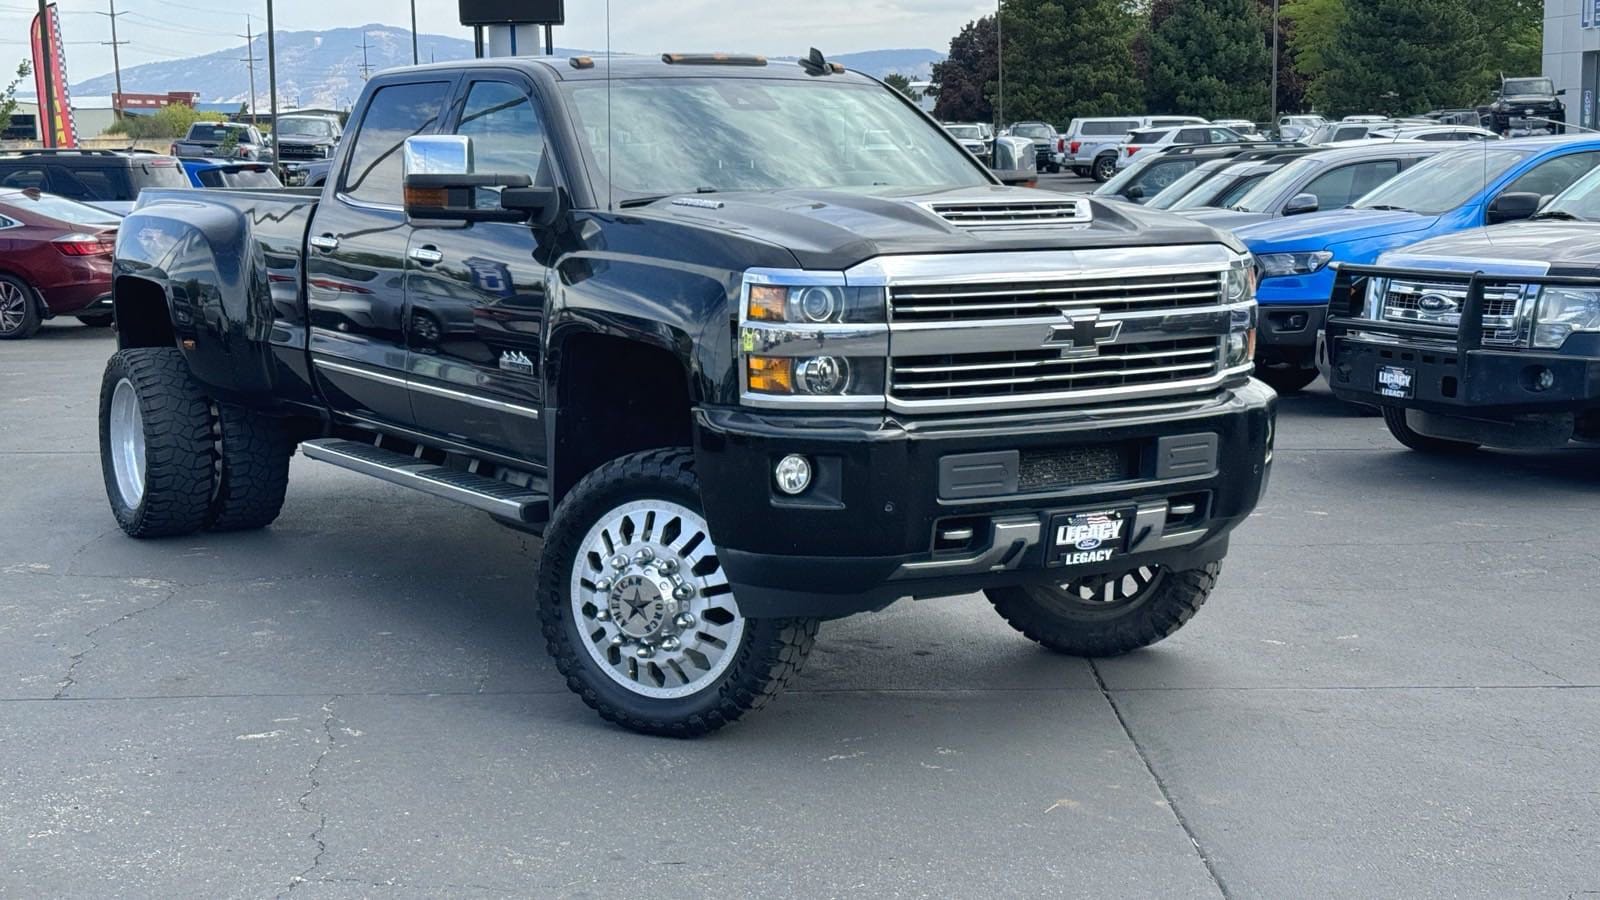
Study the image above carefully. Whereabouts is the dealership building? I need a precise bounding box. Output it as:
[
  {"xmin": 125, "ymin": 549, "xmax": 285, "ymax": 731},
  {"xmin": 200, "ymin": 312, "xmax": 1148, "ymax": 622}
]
[{"xmin": 1547, "ymin": 0, "xmax": 1600, "ymax": 129}]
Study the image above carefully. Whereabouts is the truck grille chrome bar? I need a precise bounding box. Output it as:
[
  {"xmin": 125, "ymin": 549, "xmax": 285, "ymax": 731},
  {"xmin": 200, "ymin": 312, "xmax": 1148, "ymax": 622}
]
[
  {"xmin": 892, "ymin": 338, "xmax": 1222, "ymax": 400},
  {"xmin": 1380, "ymin": 279, "xmax": 1528, "ymax": 346},
  {"xmin": 890, "ymin": 272, "xmax": 1225, "ymax": 323}
]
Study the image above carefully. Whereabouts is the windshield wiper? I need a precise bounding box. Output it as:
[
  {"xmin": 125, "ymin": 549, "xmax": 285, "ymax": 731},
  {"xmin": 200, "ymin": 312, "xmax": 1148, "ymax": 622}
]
[
  {"xmin": 1532, "ymin": 210, "xmax": 1581, "ymax": 221},
  {"xmin": 1362, "ymin": 204, "xmax": 1412, "ymax": 212},
  {"xmin": 618, "ymin": 187, "xmax": 721, "ymax": 209}
]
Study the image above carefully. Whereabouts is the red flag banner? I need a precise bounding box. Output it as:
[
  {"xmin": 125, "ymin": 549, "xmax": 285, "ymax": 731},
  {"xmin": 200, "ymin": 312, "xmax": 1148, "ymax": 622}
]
[{"xmin": 29, "ymin": 3, "xmax": 78, "ymax": 148}]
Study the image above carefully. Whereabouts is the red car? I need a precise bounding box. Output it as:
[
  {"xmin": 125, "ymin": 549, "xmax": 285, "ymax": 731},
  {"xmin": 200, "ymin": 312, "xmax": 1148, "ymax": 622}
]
[{"xmin": 0, "ymin": 189, "xmax": 120, "ymax": 339}]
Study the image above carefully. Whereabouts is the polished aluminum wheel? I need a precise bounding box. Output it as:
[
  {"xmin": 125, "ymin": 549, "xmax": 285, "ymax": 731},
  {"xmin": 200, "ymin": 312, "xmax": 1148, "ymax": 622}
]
[
  {"xmin": 108, "ymin": 378, "xmax": 147, "ymax": 509},
  {"xmin": 0, "ymin": 280, "xmax": 27, "ymax": 334},
  {"xmin": 570, "ymin": 499, "xmax": 745, "ymax": 699}
]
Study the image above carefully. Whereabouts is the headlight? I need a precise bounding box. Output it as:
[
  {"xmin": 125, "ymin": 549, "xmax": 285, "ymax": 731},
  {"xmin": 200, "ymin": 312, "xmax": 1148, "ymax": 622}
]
[
  {"xmin": 1255, "ymin": 251, "xmax": 1333, "ymax": 278},
  {"xmin": 1226, "ymin": 258, "xmax": 1257, "ymax": 303},
  {"xmin": 1533, "ymin": 286, "xmax": 1600, "ymax": 349},
  {"xmin": 1362, "ymin": 276, "xmax": 1389, "ymax": 320},
  {"xmin": 746, "ymin": 283, "xmax": 886, "ymax": 324},
  {"xmin": 1227, "ymin": 303, "xmax": 1258, "ymax": 368},
  {"xmin": 740, "ymin": 270, "xmax": 889, "ymax": 408}
]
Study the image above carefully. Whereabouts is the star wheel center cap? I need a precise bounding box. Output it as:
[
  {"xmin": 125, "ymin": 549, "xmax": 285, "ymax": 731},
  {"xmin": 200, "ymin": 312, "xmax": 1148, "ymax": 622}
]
[{"xmin": 608, "ymin": 573, "xmax": 669, "ymax": 639}]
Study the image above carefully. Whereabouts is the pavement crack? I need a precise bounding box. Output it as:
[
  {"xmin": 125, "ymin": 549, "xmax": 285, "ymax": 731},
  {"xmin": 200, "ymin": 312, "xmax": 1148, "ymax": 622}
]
[
  {"xmin": 1091, "ymin": 660, "xmax": 1230, "ymax": 900},
  {"xmin": 285, "ymin": 695, "xmax": 340, "ymax": 897},
  {"xmin": 53, "ymin": 583, "xmax": 180, "ymax": 700}
]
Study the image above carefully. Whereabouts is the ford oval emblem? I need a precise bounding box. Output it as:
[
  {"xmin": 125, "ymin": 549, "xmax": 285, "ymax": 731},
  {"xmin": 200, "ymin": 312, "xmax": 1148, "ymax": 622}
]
[
  {"xmin": 1417, "ymin": 293, "xmax": 1458, "ymax": 314},
  {"xmin": 1075, "ymin": 537, "xmax": 1102, "ymax": 550}
]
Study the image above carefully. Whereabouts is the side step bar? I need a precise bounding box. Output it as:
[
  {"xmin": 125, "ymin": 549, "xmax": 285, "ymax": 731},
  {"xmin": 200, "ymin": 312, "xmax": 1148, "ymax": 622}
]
[{"xmin": 301, "ymin": 438, "xmax": 548, "ymax": 524}]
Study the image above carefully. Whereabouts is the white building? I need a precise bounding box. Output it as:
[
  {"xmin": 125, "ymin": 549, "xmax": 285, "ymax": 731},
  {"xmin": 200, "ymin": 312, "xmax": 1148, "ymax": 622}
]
[{"xmin": 1546, "ymin": 0, "xmax": 1600, "ymax": 129}]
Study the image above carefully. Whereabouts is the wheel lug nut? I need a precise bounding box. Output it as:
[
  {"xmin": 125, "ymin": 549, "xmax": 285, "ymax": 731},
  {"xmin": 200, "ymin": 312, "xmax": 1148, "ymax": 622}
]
[
  {"xmin": 657, "ymin": 559, "xmax": 678, "ymax": 574},
  {"xmin": 595, "ymin": 578, "xmax": 613, "ymax": 592},
  {"xmin": 594, "ymin": 609, "xmax": 611, "ymax": 622},
  {"xmin": 635, "ymin": 644, "xmax": 655, "ymax": 659},
  {"xmin": 674, "ymin": 613, "xmax": 696, "ymax": 630},
  {"xmin": 673, "ymin": 585, "xmax": 693, "ymax": 602},
  {"xmin": 659, "ymin": 636, "xmax": 680, "ymax": 652},
  {"xmin": 634, "ymin": 548, "xmax": 655, "ymax": 564},
  {"xmin": 609, "ymin": 635, "xmax": 626, "ymax": 648},
  {"xmin": 609, "ymin": 555, "xmax": 628, "ymax": 570}
]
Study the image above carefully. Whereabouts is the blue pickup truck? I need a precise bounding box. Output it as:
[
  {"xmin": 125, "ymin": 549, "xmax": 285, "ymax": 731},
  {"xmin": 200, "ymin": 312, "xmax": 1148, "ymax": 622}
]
[
  {"xmin": 1323, "ymin": 164, "xmax": 1600, "ymax": 452},
  {"xmin": 1234, "ymin": 135, "xmax": 1600, "ymax": 392}
]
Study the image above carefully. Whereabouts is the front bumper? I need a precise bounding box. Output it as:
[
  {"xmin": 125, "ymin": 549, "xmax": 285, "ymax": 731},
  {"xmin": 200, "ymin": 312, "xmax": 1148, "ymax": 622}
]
[
  {"xmin": 695, "ymin": 380, "xmax": 1276, "ymax": 618},
  {"xmin": 1257, "ymin": 303, "xmax": 1326, "ymax": 365},
  {"xmin": 1327, "ymin": 332, "xmax": 1600, "ymax": 415}
]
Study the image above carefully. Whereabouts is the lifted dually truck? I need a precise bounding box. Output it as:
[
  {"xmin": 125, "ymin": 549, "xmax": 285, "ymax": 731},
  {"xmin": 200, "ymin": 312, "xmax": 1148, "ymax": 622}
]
[{"xmin": 98, "ymin": 54, "xmax": 1275, "ymax": 736}]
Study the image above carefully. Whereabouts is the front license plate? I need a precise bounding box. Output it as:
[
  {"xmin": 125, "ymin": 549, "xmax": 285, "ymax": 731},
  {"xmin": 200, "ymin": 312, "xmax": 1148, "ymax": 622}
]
[
  {"xmin": 1376, "ymin": 365, "xmax": 1415, "ymax": 399},
  {"xmin": 1049, "ymin": 508, "xmax": 1131, "ymax": 567}
]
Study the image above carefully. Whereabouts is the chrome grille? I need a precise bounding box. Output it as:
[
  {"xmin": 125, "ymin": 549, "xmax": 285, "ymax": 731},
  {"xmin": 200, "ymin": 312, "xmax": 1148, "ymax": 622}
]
[
  {"xmin": 1381, "ymin": 279, "xmax": 1526, "ymax": 345},
  {"xmin": 926, "ymin": 198, "xmax": 1091, "ymax": 231},
  {"xmin": 889, "ymin": 271, "xmax": 1224, "ymax": 323},
  {"xmin": 276, "ymin": 143, "xmax": 325, "ymax": 160},
  {"xmin": 891, "ymin": 337, "xmax": 1222, "ymax": 401}
]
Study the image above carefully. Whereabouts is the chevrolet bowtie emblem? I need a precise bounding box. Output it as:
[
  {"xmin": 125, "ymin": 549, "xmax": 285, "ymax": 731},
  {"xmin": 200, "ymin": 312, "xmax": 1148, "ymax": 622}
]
[{"xmin": 1046, "ymin": 310, "xmax": 1122, "ymax": 358}]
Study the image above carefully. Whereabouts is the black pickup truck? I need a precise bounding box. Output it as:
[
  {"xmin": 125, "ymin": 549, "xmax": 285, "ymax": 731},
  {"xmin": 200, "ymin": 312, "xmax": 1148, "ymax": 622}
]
[
  {"xmin": 99, "ymin": 54, "xmax": 1274, "ymax": 735},
  {"xmin": 1325, "ymin": 165, "xmax": 1600, "ymax": 452}
]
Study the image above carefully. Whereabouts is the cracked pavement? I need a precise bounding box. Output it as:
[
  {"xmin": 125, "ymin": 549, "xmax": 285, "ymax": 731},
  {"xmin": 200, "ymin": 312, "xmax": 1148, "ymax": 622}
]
[{"xmin": 4, "ymin": 323, "xmax": 1600, "ymax": 898}]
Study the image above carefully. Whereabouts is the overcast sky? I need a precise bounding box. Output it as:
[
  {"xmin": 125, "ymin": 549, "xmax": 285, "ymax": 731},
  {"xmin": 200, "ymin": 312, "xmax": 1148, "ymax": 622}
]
[{"xmin": 0, "ymin": 0, "xmax": 991, "ymax": 85}]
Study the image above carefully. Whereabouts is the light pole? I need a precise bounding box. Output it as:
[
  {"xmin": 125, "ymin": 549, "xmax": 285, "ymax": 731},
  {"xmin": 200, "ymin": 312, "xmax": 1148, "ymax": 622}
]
[
  {"xmin": 410, "ymin": 0, "xmax": 418, "ymax": 65},
  {"xmin": 1269, "ymin": 0, "xmax": 1279, "ymax": 125},
  {"xmin": 993, "ymin": 0, "xmax": 1003, "ymax": 160}
]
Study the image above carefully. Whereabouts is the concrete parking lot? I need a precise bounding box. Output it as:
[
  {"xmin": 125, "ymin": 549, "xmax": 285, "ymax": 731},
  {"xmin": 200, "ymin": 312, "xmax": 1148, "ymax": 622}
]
[{"xmin": 4, "ymin": 323, "xmax": 1599, "ymax": 898}]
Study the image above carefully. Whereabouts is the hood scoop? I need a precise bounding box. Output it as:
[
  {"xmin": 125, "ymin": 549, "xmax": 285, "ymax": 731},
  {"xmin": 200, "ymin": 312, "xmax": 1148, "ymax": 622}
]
[{"xmin": 923, "ymin": 197, "xmax": 1093, "ymax": 231}]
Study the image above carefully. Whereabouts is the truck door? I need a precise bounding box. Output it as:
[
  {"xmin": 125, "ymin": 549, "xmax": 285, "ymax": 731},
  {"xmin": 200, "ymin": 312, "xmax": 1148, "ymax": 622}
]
[
  {"xmin": 402, "ymin": 76, "xmax": 553, "ymax": 465},
  {"xmin": 306, "ymin": 78, "xmax": 454, "ymax": 427}
]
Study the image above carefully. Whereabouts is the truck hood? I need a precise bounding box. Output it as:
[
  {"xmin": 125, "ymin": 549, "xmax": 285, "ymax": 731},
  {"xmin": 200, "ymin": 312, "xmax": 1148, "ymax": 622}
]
[
  {"xmin": 1176, "ymin": 209, "xmax": 1273, "ymax": 231},
  {"xmin": 1235, "ymin": 207, "xmax": 1436, "ymax": 252},
  {"xmin": 1378, "ymin": 220, "xmax": 1600, "ymax": 276},
  {"xmin": 630, "ymin": 185, "xmax": 1240, "ymax": 270}
]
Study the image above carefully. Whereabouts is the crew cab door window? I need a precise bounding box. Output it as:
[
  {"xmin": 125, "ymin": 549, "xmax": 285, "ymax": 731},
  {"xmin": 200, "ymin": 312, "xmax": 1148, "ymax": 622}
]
[
  {"xmin": 1502, "ymin": 151, "xmax": 1600, "ymax": 199},
  {"xmin": 340, "ymin": 81, "xmax": 451, "ymax": 205},
  {"xmin": 402, "ymin": 78, "xmax": 553, "ymax": 463},
  {"xmin": 1301, "ymin": 160, "xmax": 1401, "ymax": 211},
  {"xmin": 0, "ymin": 166, "xmax": 47, "ymax": 191}
]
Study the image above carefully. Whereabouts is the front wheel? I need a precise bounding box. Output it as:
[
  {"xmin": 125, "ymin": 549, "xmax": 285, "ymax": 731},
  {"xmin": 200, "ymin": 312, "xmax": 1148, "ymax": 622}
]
[
  {"xmin": 987, "ymin": 563, "xmax": 1219, "ymax": 657},
  {"xmin": 99, "ymin": 348, "xmax": 216, "ymax": 538},
  {"xmin": 538, "ymin": 449, "xmax": 818, "ymax": 737},
  {"xmin": 1381, "ymin": 407, "xmax": 1479, "ymax": 454},
  {"xmin": 1092, "ymin": 154, "xmax": 1117, "ymax": 182},
  {"xmin": 0, "ymin": 274, "xmax": 40, "ymax": 340}
]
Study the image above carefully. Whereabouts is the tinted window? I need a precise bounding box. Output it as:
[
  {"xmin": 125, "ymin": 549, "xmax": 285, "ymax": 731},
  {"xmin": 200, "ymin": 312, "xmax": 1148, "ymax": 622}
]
[
  {"xmin": 1149, "ymin": 119, "xmax": 1199, "ymax": 128},
  {"xmin": 1125, "ymin": 159, "xmax": 1199, "ymax": 201},
  {"xmin": 1176, "ymin": 128, "xmax": 1208, "ymax": 143},
  {"xmin": 50, "ymin": 166, "xmax": 131, "ymax": 201},
  {"xmin": 1333, "ymin": 126, "xmax": 1367, "ymax": 141},
  {"xmin": 1082, "ymin": 120, "xmax": 1138, "ymax": 136},
  {"xmin": 1503, "ymin": 152, "xmax": 1600, "ymax": 198},
  {"xmin": 128, "ymin": 160, "xmax": 191, "ymax": 191},
  {"xmin": 1128, "ymin": 130, "xmax": 1169, "ymax": 143},
  {"xmin": 0, "ymin": 166, "xmax": 47, "ymax": 190},
  {"xmin": 1301, "ymin": 160, "xmax": 1401, "ymax": 210},
  {"xmin": 197, "ymin": 167, "xmax": 282, "ymax": 188},
  {"xmin": 187, "ymin": 124, "xmax": 251, "ymax": 142},
  {"xmin": 1214, "ymin": 173, "xmax": 1265, "ymax": 208},
  {"xmin": 456, "ymin": 81, "xmax": 550, "ymax": 181},
  {"xmin": 1011, "ymin": 124, "xmax": 1055, "ymax": 138},
  {"xmin": 341, "ymin": 80, "xmax": 451, "ymax": 204}
]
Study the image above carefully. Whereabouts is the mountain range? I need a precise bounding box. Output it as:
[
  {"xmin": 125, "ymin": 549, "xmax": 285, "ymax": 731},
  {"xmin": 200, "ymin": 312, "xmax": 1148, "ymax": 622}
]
[{"xmin": 67, "ymin": 25, "xmax": 943, "ymax": 110}]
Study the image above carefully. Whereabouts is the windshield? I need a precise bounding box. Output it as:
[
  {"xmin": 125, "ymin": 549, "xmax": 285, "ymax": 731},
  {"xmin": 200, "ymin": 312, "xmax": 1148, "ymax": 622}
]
[
  {"xmin": 129, "ymin": 160, "xmax": 191, "ymax": 192},
  {"xmin": 945, "ymin": 125, "xmax": 982, "ymax": 140},
  {"xmin": 1503, "ymin": 78, "xmax": 1554, "ymax": 97},
  {"xmin": 277, "ymin": 117, "xmax": 334, "ymax": 138},
  {"xmin": 1543, "ymin": 166, "xmax": 1600, "ymax": 220},
  {"xmin": 561, "ymin": 78, "xmax": 989, "ymax": 200},
  {"xmin": 1170, "ymin": 168, "xmax": 1258, "ymax": 210},
  {"xmin": 1230, "ymin": 156, "xmax": 1318, "ymax": 211},
  {"xmin": 1, "ymin": 190, "xmax": 120, "ymax": 224},
  {"xmin": 1145, "ymin": 163, "xmax": 1221, "ymax": 209},
  {"xmin": 1094, "ymin": 157, "xmax": 1197, "ymax": 202},
  {"xmin": 1354, "ymin": 147, "xmax": 1530, "ymax": 214},
  {"xmin": 1011, "ymin": 124, "xmax": 1054, "ymax": 138}
]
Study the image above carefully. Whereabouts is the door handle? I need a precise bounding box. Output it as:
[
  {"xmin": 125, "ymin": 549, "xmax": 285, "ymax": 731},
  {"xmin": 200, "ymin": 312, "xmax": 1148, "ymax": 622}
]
[
  {"xmin": 309, "ymin": 234, "xmax": 339, "ymax": 252},
  {"xmin": 408, "ymin": 245, "xmax": 444, "ymax": 266}
]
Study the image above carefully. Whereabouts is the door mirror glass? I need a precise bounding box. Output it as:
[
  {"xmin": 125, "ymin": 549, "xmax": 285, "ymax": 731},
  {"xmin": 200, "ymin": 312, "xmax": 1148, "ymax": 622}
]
[
  {"xmin": 403, "ymin": 135, "xmax": 473, "ymax": 178},
  {"xmin": 1284, "ymin": 192, "xmax": 1319, "ymax": 215}
]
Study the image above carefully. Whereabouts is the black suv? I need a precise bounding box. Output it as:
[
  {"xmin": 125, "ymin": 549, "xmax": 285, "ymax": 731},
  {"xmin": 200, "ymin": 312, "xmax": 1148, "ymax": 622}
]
[
  {"xmin": 1486, "ymin": 76, "xmax": 1566, "ymax": 136},
  {"xmin": 0, "ymin": 149, "xmax": 189, "ymax": 214}
]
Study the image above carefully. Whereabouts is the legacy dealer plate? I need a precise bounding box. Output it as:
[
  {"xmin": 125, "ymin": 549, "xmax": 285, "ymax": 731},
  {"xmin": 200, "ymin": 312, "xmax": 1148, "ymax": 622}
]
[{"xmin": 1049, "ymin": 508, "xmax": 1132, "ymax": 567}]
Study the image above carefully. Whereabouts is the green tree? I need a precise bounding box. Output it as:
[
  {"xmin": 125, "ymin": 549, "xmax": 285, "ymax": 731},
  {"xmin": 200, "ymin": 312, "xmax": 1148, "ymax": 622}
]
[
  {"xmin": 1282, "ymin": 0, "xmax": 1347, "ymax": 111},
  {"xmin": 932, "ymin": 15, "xmax": 997, "ymax": 123},
  {"xmin": 1146, "ymin": 0, "xmax": 1272, "ymax": 119},
  {"xmin": 1319, "ymin": 0, "xmax": 1486, "ymax": 115},
  {"xmin": 999, "ymin": 0, "xmax": 1144, "ymax": 125},
  {"xmin": 882, "ymin": 72, "xmax": 913, "ymax": 97},
  {"xmin": 105, "ymin": 103, "xmax": 226, "ymax": 140},
  {"xmin": 0, "ymin": 59, "xmax": 32, "ymax": 136}
]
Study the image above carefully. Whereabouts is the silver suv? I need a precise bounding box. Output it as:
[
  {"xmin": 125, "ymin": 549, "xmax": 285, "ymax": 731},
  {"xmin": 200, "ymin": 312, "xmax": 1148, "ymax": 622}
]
[{"xmin": 1068, "ymin": 116, "xmax": 1208, "ymax": 182}]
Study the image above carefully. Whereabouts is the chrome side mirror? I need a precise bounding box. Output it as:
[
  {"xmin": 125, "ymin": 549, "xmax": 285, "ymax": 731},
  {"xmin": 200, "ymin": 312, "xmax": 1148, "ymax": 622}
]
[{"xmin": 403, "ymin": 135, "xmax": 473, "ymax": 178}]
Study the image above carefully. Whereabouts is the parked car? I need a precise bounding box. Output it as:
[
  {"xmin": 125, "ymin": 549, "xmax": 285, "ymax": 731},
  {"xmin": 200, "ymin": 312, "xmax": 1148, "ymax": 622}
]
[
  {"xmin": 281, "ymin": 158, "xmax": 335, "ymax": 188},
  {"xmin": 171, "ymin": 122, "xmax": 270, "ymax": 161},
  {"xmin": 1426, "ymin": 108, "xmax": 1486, "ymax": 127},
  {"xmin": 269, "ymin": 113, "xmax": 342, "ymax": 162},
  {"xmin": 1062, "ymin": 116, "xmax": 1206, "ymax": 181},
  {"xmin": 0, "ymin": 188, "xmax": 120, "ymax": 339},
  {"xmin": 1486, "ymin": 75, "xmax": 1566, "ymax": 136},
  {"xmin": 1145, "ymin": 146, "xmax": 1320, "ymax": 211},
  {"xmin": 1116, "ymin": 124, "xmax": 1249, "ymax": 171},
  {"xmin": 1234, "ymin": 136, "xmax": 1600, "ymax": 393},
  {"xmin": 1325, "ymin": 164, "xmax": 1600, "ymax": 451},
  {"xmin": 1182, "ymin": 142, "xmax": 1448, "ymax": 230},
  {"xmin": 1005, "ymin": 120, "xmax": 1061, "ymax": 172},
  {"xmin": 1094, "ymin": 143, "xmax": 1276, "ymax": 204},
  {"xmin": 97, "ymin": 53, "xmax": 1274, "ymax": 736},
  {"xmin": 179, "ymin": 159, "xmax": 284, "ymax": 189},
  {"xmin": 0, "ymin": 148, "xmax": 189, "ymax": 215},
  {"xmin": 1213, "ymin": 119, "xmax": 1265, "ymax": 140},
  {"xmin": 1276, "ymin": 114, "xmax": 1327, "ymax": 142},
  {"xmin": 1301, "ymin": 121, "xmax": 1389, "ymax": 145},
  {"xmin": 942, "ymin": 122, "xmax": 992, "ymax": 166},
  {"xmin": 1366, "ymin": 124, "xmax": 1500, "ymax": 143}
]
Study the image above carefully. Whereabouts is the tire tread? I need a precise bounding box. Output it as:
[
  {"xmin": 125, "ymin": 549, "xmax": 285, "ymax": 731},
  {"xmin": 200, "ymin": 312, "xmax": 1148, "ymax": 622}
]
[{"xmin": 988, "ymin": 563, "xmax": 1220, "ymax": 657}]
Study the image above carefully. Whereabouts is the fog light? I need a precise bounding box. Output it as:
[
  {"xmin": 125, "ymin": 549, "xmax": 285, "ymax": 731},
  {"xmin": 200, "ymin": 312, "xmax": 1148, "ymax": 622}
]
[
  {"xmin": 774, "ymin": 455, "xmax": 813, "ymax": 495},
  {"xmin": 1525, "ymin": 366, "xmax": 1555, "ymax": 392}
]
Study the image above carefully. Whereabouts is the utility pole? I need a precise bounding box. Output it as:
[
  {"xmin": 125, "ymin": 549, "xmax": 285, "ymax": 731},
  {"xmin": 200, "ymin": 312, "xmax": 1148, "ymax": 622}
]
[
  {"xmin": 35, "ymin": 0, "xmax": 57, "ymax": 145},
  {"xmin": 97, "ymin": 0, "xmax": 128, "ymax": 120},
  {"xmin": 238, "ymin": 15, "xmax": 258, "ymax": 125},
  {"xmin": 356, "ymin": 32, "xmax": 373, "ymax": 80},
  {"xmin": 266, "ymin": 0, "xmax": 278, "ymax": 173},
  {"xmin": 410, "ymin": 0, "xmax": 418, "ymax": 64},
  {"xmin": 1270, "ymin": 0, "xmax": 1279, "ymax": 124},
  {"xmin": 994, "ymin": 0, "xmax": 1004, "ymax": 158}
]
